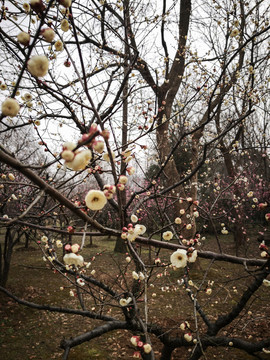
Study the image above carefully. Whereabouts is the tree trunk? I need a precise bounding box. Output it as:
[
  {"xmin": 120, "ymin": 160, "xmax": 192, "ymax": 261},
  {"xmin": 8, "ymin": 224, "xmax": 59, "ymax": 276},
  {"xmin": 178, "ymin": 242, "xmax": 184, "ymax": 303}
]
[
  {"xmin": 114, "ymin": 29, "xmax": 129, "ymax": 254},
  {"xmin": 160, "ymin": 344, "xmax": 174, "ymax": 360},
  {"xmin": 24, "ymin": 231, "xmax": 30, "ymax": 248},
  {"xmin": 156, "ymin": 99, "xmax": 197, "ymax": 239},
  {"xmin": 0, "ymin": 228, "xmax": 14, "ymax": 287},
  {"xmin": 114, "ymin": 236, "xmax": 126, "ymax": 253}
]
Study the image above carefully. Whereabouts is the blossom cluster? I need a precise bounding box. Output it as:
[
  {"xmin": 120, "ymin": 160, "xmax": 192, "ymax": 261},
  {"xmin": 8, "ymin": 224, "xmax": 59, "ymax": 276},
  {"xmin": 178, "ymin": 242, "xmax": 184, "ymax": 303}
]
[
  {"xmin": 60, "ymin": 125, "xmax": 110, "ymax": 173},
  {"xmin": 132, "ymin": 271, "xmax": 145, "ymax": 281},
  {"xmin": 62, "ymin": 142, "xmax": 92, "ymax": 171},
  {"xmin": 170, "ymin": 247, "xmax": 197, "ymax": 268},
  {"xmin": 121, "ymin": 222, "xmax": 146, "ymax": 242},
  {"xmin": 130, "ymin": 335, "xmax": 152, "ymax": 355},
  {"xmin": 63, "ymin": 243, "xmax": 84, "ymax": 267},
  {"xmin": 60, "ymin": 126, "xmax": 137, "ymax": 213}
]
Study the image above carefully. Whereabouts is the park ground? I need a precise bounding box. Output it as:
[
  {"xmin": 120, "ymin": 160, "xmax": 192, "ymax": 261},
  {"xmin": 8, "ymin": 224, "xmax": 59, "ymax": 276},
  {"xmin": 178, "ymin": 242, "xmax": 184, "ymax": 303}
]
[{"xmin": 1, "ymin": 231, "xmax": 270, "ymax": 360}]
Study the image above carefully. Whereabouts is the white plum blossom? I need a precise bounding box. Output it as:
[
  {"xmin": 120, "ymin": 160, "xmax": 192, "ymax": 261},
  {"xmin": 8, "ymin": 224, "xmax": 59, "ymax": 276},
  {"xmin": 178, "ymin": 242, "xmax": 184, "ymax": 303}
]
[
  {"xmin": 61, "ymin": 19, "xmax": 70, "ymax": 32},
  {"xmin": 143, "ymin": 343, "xmax": 152, "ymax": 354},
  {"xmin": 85, "ymin": 190, "xmax": 107, "ymax": 211},
  {"xmin": 2, "ymin": 98, "xmax": 20, "ymax": 117},
  {"xmin": 117, "ymin": 183, "xmax": 125, "ymax": 191},
  {"xmin": 119, "ymin": 297, "xmax": 132, "ymax": 307},
  {"xmin": 77, "ymin": 278, "xmax": 85, "ymax": 286},
  {"xmin": 139, "ymin": 272, "xmax": 145, "ymax": 281},
  {"xmin": 56, "ymin": 240, "xmax": 63, "ymax": 248},
  {"xmin": 221, "ymin": 227, "xmax": 228, "ymax": 235},
  {"xmin": 187, "ymin": 249, "xmax": 197, "ymax": 263},
  {"xmin": 41, "ymin": 235, "xmax": 48, "ymax": 242},
  {"xmin": 180, "ymin": 321, "xmax": 190, "ymax": 330},
  {"xmin": 127, "ymin": 166, "xmax": 135, "ymax": 175},
  {"xmin": 132, "ymin": 271, "xmax": 139, "ymax": 280},
  {"xmin": 17, "ymin": 31, "xmax": 30, "ymax": 46},
  {"xmin": 119, "ymin": 175, "xmax": 128, "ymax": 184},
  {"xmin": 54, "ymin": 40, "xmax": 64, "ymax": 51},
  {"xmin": 24, "ymin": 93, "xmax": 32, "ymax": 101},
  {"xmin": 71, "ymin": 244, "xmax": 80, "ymax": 253},
  {"xmin": 230, "ymin": 28, "xmax": 239, "ymax": 37},
  {"xmin": 206, "ymin": 288, "xmax": 212, "ymax": 295},
  {"xmin": 130, "ymin": 336, "xmax": 139, "ymax": 346},
  {"xmin": 63, "ymin": 142, "xmax": 76, "ymax": 151},
  {"xmin": 66, "ymin": 149, "xmax": 92, "ymax": 171},
  {"xmin": 162, "ymin": 231, "xmax": 173, "ymax": 241},
  {"xmin": 61, "ymin": 150, "xmax": 74, "ymax": 162},
  {"xmin": 42, "ymin": 28, "xmax": 55, "ymax": 42},
  {"xmin": 127, "ymin": 228, "xmax": 141, "ymax": 242},
  {"xmin": 63, "ymin": 253, "xmax": 84, "ymax": 266},
  {"xmin": 103, "ymin": 184, "xmax": 116, "ymax": 199},
  {"xmin": 93, "ymin": 140, "xmax": 104, "ymax": 153},
  {"xmin": 263, "ymin": 279, "xmax": 270, "ymax": 287},
  {"xmin": 134, "ymin": 224, "xmax": 146, "ymax": 235},
  {"xmin": 23, "ymin": 2, "xmax": 30, "ymax": 12},
  {"xmin": 170, "ymin": 249, "xmax": 187, "ymax": 268},
  {"xmin": 27, "ymin": 55, "xmax": 49, "ymax": 77},
  {"xmin": 131, "ymin": 214, "xmax": 138, "ymax": 223},
  {"xmin": 184, "ymin": 333, "xmax": 193, "ymax": 342}
]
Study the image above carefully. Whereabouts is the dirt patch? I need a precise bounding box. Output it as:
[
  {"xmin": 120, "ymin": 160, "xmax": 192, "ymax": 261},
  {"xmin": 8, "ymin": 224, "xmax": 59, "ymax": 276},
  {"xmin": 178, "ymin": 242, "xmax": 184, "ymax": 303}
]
[{"xmin": 0, "ymin": 234, "xmax": 269, "ymax": 359}]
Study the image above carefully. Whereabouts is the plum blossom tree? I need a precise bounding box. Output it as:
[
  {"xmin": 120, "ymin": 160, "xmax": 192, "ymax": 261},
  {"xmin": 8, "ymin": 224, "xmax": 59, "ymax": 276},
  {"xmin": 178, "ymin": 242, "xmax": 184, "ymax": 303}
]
[{"xmin": 0, "ymin": 0, "xmax": 270, "ymax": 359}]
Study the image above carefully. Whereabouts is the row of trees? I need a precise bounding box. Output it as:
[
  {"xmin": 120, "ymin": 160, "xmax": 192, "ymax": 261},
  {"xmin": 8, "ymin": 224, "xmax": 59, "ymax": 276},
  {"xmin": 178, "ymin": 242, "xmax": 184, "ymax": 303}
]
[{"xmin": 0, "ymin": 0, "xmax": 270, "ymax": 359}]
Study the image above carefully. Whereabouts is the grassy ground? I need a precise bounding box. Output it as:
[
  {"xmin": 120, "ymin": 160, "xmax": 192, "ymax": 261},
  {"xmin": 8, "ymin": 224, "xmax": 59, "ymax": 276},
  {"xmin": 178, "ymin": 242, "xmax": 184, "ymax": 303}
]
[{"xmin": 0, "ymin": 232, "xmax": 270, "ymax": 359}]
